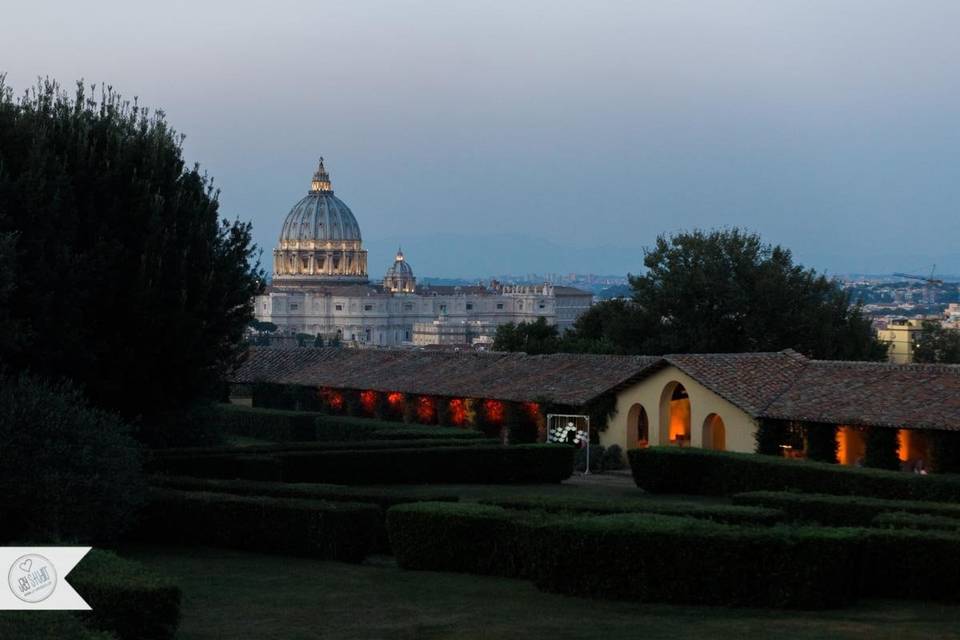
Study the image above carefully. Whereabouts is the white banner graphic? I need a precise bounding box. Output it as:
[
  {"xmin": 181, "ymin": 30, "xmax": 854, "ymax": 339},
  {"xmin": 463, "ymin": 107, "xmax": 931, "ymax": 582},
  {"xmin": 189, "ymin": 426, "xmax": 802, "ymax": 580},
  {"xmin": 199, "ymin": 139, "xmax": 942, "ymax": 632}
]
[{"xmin": 0, "ymin": 547, "xmax": 91, "ymax": 610}]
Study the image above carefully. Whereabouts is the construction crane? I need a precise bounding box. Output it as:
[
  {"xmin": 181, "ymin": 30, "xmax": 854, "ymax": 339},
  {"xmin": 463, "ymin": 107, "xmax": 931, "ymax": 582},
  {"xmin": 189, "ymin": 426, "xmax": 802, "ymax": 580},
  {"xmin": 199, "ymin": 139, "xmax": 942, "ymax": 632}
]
[{"xmin": 892, "ymin": 265, "xmax": 944, "ymax": 305}]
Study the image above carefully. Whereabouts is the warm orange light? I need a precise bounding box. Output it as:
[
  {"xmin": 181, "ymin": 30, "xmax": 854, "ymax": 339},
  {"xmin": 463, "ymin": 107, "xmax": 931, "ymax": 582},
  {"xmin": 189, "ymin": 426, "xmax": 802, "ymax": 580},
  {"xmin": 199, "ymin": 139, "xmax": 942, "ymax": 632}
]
[
  {"xmin": 360, "ymin": 390, "xmax": 377, "ymax": 415},
  {"xmin": 484, "ymin": 399, "xmax": 504, "ymax": 424},
  {"xmin": 837, "ymin": 426, "xmax": 866, "ymax": 466},
  {"xmin": 448, "ymin": 398, "xmax": 468, "ymax": 426},
  {"xmin": 898, "ymin": 429, "xmax": 928, "ymax": 465},
  {"xmin": 387, "ymin": 392, "xmax": 404, "ymax": 407},
  {"xmin": 524, "ymin": 402, "xmax": 540, "ymax": 421},
  {"xmin": 416, "ymin": 396, "xmax": 435, "ymax": 423},
  {"xmin": 669, "ymin": 397, "xmax": 691, "ymax": 443},
  {"xmin": 324, "ymin": 389, "xmax": 344, "ymax": 411}
]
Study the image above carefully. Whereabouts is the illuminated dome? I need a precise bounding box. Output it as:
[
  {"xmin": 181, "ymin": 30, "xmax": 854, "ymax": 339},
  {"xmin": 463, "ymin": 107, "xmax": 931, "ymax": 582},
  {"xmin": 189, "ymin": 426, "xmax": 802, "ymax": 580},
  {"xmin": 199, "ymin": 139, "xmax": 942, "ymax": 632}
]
[
  {"xmin": 272, "ymin": 158, "xmax": 368, "ymax": 285},
  {"xmin": 383, "ymin": 248, "xmax": 416, "ymax": 293}
]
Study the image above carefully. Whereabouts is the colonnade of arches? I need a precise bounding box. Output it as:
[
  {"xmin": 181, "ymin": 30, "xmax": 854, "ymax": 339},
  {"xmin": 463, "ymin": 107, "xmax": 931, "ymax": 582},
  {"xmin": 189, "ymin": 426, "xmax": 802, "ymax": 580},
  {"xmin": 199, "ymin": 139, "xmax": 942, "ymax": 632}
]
[{"xmin": 625, "ymin": 381, "xmax": 727, "ymax": 451}]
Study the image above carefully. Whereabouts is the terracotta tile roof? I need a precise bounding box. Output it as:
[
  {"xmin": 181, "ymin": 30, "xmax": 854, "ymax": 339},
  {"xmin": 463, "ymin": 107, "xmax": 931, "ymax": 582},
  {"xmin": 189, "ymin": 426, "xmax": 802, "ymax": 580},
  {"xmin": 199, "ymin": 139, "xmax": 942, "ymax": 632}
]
[
  {"xmin": 664, "ymin": 350, "xmax": 809, "ymax": 416},
  {"xmin": 763, "ymin": 360, "xmax": 960, "ymax": 431},
  {"xmin": 231, "ymin": 347, "xmax": 660, "ymax": 406}
]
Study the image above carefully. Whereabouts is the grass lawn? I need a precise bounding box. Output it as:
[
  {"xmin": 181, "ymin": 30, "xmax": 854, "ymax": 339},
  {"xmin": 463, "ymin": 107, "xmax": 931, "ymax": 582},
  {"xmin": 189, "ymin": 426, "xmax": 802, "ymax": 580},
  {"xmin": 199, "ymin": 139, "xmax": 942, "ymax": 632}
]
[{"xmin": 127, "ymin": 545, "xmax": 960, "ymax": 640}]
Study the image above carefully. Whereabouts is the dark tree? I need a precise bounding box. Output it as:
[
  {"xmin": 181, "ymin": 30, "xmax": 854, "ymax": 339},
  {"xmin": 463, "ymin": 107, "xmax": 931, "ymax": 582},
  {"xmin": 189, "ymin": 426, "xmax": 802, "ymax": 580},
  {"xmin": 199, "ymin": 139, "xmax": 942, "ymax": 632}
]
[
  {"xmin": 565, "ymin": 229, "xmax": 887, "ymax": 360},
  {"xmin": 864, "ymin": 427, "xmax": 900, "ymax": 470},
  {"xmin": 0, "ymin": 78, "xmax": 263, "ymax": 427},
  {"xmin": 493, "ymin": 317, "xmax": 561, "ymax": 354},
  {"xmin": 805, "ymin": 423, "xmax": 839, "ymax": 463},
  {"xmin": 913, "ymin": 321, "xmax": 960, "ymax": 364}
]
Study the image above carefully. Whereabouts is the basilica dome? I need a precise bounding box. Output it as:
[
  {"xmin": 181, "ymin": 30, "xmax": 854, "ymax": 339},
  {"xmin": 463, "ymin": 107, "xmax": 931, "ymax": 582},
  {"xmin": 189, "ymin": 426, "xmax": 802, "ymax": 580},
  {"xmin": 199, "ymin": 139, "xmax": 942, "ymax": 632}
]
[
  {"xmin": 383, "ymin": 248, "xmax": 416, "ymax": 293},
  {"xmin": 272, "ymin": 159, "xmax": 368, "ymax": 285}
]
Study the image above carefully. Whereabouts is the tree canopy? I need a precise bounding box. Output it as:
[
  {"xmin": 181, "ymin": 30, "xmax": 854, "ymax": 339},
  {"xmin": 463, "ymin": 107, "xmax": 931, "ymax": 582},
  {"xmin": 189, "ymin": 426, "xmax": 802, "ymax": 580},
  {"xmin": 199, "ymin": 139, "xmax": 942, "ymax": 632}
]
[
  {"xmin": 0, "ymin": 78, "xmax": 263, "ymax": 425},
  {"xmin": 563, "ymin": 229, "xmax": 887, "ymax": 360},
  {"xmin": 913, "ymin": 321, "xmax": 960, "ymax": 364},
  {"xmin": 492, "ymin": 317, "xmax": 561, "ymax": 354}
]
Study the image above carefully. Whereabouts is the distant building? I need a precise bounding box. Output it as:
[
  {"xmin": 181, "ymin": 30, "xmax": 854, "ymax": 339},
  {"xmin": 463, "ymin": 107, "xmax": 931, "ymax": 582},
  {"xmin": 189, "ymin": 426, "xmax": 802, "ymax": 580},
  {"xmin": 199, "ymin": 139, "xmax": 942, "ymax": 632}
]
[
  {"xmin": 877, "ymin": 318, "xmax": 926, "ymax": 364},
  {"xmin": 254, "ymin": 160, "xmax": 593, "ymax": 345}
]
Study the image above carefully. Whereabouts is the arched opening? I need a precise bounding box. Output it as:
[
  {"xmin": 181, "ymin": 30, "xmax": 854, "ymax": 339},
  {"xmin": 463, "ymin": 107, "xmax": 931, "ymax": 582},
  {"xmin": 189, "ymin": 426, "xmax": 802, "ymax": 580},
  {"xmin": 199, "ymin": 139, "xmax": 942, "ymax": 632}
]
[
  {"xmin": 837, "ymin": 426, "xmax": 867, "ymax": 466},
  {"xmin": 702, "ymin": 413, "xmax": 726, "ymax": 451},
  {"xmin": 626, "ymin": 403, "xmax": 649, "ymax": 448},
  {"xmin": 898, "ymin": 429, "xmax": 930, "ymax": 472},
  {"xmin": 659, "ymin": 382, "xmax": 691, "ymax": 446}
]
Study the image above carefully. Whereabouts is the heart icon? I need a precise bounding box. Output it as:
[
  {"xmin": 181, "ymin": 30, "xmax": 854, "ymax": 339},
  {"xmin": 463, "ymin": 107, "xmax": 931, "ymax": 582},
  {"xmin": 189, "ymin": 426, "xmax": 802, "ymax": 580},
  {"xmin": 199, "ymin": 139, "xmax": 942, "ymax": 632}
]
[{"xmin": 19, "ymin": 559, "xmax": 32, "ymax": 572}]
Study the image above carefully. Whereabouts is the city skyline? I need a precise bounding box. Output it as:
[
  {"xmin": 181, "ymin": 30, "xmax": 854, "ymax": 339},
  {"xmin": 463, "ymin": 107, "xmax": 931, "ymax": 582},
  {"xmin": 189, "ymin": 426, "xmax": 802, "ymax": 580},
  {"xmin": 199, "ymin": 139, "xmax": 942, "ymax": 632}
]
[{"xmin": 3, "ymin": 1, "xmax": 960, "ymax": 277}]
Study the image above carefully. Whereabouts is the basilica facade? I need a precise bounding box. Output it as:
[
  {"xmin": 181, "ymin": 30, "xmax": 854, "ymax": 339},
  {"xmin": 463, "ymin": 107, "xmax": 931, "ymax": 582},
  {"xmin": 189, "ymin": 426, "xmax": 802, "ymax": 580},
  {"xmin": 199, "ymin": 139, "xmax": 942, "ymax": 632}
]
[{"xmin": 254, "ymin": 160, "xmax": 592, "ymax": 347}]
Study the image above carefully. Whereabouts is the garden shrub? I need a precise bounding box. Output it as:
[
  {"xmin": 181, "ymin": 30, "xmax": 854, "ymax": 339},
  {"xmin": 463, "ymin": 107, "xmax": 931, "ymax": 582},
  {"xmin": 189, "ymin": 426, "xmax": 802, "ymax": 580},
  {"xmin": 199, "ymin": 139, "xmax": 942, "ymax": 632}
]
[
  {"xmin": 858, "ymin": 527, "xmax": 960, "ymax": 601},
  {"xmin": 574, "ymin": 444, "xmax": 604, "ymax": 472},
  {"xmin": 0, "ymin": 613, "xmax": 115, "ymax": 640},
  {"xmin": 534, "ymin": 515, "xmax": 860, "ymax": 609},
  {"xmin": 366, "ymin": 427, "xmax": 486, "ymax": 441},
  {"xmin": 280, "ymin": 444, "xmax": 574, "ymax": 485},
  {"xmin": 139, "ymin": 489, "xmax": 379, "ymax": 562},
  {"xmin": 601, "ymin": 444, "xmax": 626, "ymax": 471},
  {"xmin": 251, "ymin": 382, "xmax": 324, "ymax": 411},
  {"xmin": 478, "ymin": 495, "xmax": 783, "ymax": 526},
  {"xmin": 732, "ymin": 491, "xmax": 960, "ymax": 527},
  {"xmin": 0, "ymin": 373, "xmax": 144, "ymax": 544},
  {"xmin": 628, "ymin": 447, "xmax": 960, "ymax": 501},
  {"xmin": 387, "ymin": 502, "xmax": 548, "ymax": 578},
  {"xmin": 871, "ymin": 511, "xmax": 960, "ymax": 533},
  {"xmin": 388, "ymin": 502, "xmax": 859, "ymax": 609},
  {"xmin": 755, "ymin": 419, "xmax": 788, "ymax": 455},
  {"xmin": 930, "ymin": 431, "xmax": 960, "ymax": 473},
  {"xmin": 149, "ymin": 476, "xmax": 458, "ymax": 552},
  {"xmin": 70, "ymin": 550, "xmax": 181, "ymax": 640}
]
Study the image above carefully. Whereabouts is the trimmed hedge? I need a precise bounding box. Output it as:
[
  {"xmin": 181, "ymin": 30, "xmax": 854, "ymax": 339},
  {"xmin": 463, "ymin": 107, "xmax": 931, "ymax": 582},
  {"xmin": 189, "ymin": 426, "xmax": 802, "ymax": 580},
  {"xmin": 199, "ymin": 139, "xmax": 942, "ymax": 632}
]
[
  {"xmin": 70, "ymin": 550, "xmax": 181, "ymax": 640},
  {"xmin": 479, "ymin": 495, "xmax": 784, "ymax": 526},
  {"xmin": 280, "ymin": 444, "xmax": 574, "ymax": 484},
  {"xmin": 139, "ymin": 489, "xmax": 379, "ymax": 562},
  {"xmin": 628, "ymin": 447, "xmax": 960, "ymax": 501},
  {"xmin": 858, "ymin": 527, "xmax": 960, "ymax": 601},
  {"xmin": 212, "ymin": 404, "xmax": 486, "ymax": 442},
  {"xmin": 732, "ymin": 491, "xmax": 960, "ymax": 527},
  {"xmin": 535, "ymin": 515, "xmax": 859, "ymax": 609},
  {"xmin": 146, "ymin": 438, "xmax": 499, "ymax": 479},
  {"xmin": 149, "ymin": 476, "xmax": 458, "ymax": 552},
  {"xmin": 388, "ymin": 502, "xmax": 548, "ymax": 578},
  {"xmin": 872, "ymin": 511, "xmax": 960, "ymax": 533},
  {"xmin": 387, "ymin": 502, "xmax": 859, "ymax": 609},
  {"xmin": 0, "ymin": 613, "xmax": 115, "ymax": 640}
]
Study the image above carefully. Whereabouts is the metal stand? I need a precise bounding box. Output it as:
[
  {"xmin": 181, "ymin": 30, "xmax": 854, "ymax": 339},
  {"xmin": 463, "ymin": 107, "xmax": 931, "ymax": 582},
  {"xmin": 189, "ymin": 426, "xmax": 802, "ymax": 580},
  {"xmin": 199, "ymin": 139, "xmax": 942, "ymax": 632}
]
[{"xmin": 546, "ymin": 413, "xmax": 592, "ymax": 476}]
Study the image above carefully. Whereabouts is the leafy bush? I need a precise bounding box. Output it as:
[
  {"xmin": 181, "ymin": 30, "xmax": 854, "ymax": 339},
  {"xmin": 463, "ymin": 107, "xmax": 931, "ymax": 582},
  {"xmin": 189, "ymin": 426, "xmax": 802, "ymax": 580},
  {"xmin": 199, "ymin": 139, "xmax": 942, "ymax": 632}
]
[
  {"xmin": 0, "ymin": 613, "xmax": 115, "ymax": 640},
  {"xmin": 535, "ymin": 514, "xmax": 860, "ymax": 609},
  {"xmin": 858, "ymin": 528, "xmax": 960, "ymax": 601},
  {"xmin": 872, "ymin": 511, "xmax": 960, "ymax": 533},
  {"xmin": 574, "ymin": 444, "xmax": 604, "ymax": 472},
  {"xmin": 211, "ymin": 404, "xmax": 486, "ymax": 442},
  {"xmin": 149, "ymin": 476, "xmax": 458, "ymax": 552},
  {"xmin": 71, "ymin": 550, "xmax": 181, "ymax": 640},
  {"xmin": 806, "ymin": 424, "xmax": 839, "ymax": 463},
  {"xmin": 280, "ymin": 444, "xmax": 574, "ymax": 484},
  {"xmin": 628, "ymin": 447, "xmax": 960, "ymax": 501},
  {"xmin": 146, "ymin": 438, "xmax": 498, "ymax": 479},
  {"xmin": 387, "ymin": 502, "xmax": 858, "ymax": 609},
  {"xmin": 601, "ymin": 444, "xmax": 626, "ymax": 470},
  {"xmin": 387, "ymin": 502, "xmax": 548, "ymax": 578},
  {"xmin": 0, "ymin": 373, "xmax": 144, "ymax": 544},
  {"xmin": 732, "ymin": 491, "xmax": 960, "ymax": 527},
  {"xmin": 139, "ymin": 489, "xmax": 379, "ymax": 562},
  {"xmin": 478, "ymin": 495, "xmax": 783, "ymax": 526}
]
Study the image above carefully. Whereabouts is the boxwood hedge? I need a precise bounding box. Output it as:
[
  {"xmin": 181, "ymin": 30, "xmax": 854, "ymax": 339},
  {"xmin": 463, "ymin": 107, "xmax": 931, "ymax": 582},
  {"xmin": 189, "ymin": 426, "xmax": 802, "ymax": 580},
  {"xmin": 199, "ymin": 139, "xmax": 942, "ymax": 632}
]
[
  {"xmin": 858, "ymin": 527, "xmax": 960, "ymax": 601},
  {"xmin": 280, "ymin": 444, "xmax": 574, "ymax": 484},
  {"xmin": 478, "ymin": 495, "xmax": 784, "ymax": 525},
  {"xmin": 872, "ymin": 511, "xmax": 960, "ymax": 533},
  {"xmin": 0, "ymin": 613, "xmax": 115, "ymax": 640},
  {"xmin": 387, "ymin": 502, "xmax": 860, "ymax": 609},
  {"xmin": 628, "ymin": 447, "xmax": 960, "ymax": 501},
  {"xmin": 139, "ymin": 489, "xmax": 380, "ymax": 562},
  {"xmin": 149, "ymin": 476, "xmax": 458, "ymax": 552},
  {"xmin": 732, "ymin": 491, "xmax": 960, "ymax": 527},
  {"xmin": 70, "ymin": 550, "xmax": 181, "ymax": 640}
]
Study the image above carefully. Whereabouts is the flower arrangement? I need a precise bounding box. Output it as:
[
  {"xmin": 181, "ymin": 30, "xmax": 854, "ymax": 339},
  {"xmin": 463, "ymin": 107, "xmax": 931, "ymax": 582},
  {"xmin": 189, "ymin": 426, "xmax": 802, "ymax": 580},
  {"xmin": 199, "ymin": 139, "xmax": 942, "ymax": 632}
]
[{"xmin": 549, "ymin": 421, "xmax": 588, "ymax": 447}]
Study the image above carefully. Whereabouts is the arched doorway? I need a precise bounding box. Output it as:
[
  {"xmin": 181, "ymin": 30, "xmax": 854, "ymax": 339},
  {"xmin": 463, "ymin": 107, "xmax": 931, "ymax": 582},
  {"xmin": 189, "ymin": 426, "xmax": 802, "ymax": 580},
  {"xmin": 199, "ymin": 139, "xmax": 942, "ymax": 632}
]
[
  {"xmin": 837, "ymin": 426, "xmax": 867, "ymax": 466},
  {"xmin": 626, "ymin": 403, "xmax": 649, "ymax": 448},
  {"xmin": 659, "ymin": 382, "xmax": 691, "ymax": 446},
  {"xmin": 702, "ymin": 413, "xmax": 726, "ymax": 451}
]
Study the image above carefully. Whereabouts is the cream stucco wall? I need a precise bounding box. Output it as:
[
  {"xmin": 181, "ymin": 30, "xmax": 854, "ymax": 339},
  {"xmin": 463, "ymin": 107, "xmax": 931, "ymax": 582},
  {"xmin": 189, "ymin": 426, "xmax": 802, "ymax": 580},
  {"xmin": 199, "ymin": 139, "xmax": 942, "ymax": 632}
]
[{"xmin": 601, "ymin": 365, "xmax": 758, "ymax": 454}]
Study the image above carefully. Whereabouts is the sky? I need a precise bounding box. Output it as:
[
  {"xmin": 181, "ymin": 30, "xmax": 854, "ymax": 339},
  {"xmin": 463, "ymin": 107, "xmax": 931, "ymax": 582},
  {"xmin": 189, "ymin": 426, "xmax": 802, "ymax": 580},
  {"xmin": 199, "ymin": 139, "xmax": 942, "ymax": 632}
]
[{"xmin": 3, "ymin": 1, "xmax": 959, "ymax": 278}]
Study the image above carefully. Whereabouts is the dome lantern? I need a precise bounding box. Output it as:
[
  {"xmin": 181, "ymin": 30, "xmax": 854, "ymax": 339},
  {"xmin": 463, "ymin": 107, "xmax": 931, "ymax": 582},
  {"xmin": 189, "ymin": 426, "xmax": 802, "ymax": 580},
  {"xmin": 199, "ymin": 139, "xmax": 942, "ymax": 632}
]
[{"xmin": 384, "ymin": 247, "xmax": 416, "ymax": 293}]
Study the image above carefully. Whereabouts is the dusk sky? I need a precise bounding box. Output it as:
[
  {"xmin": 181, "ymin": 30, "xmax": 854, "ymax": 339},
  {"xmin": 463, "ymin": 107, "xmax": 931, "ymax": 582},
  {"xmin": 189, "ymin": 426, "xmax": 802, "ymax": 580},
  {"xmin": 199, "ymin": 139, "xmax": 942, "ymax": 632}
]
[{"xmin": 4, "ymin": 1, "xmax": 959, "ymax": 278}]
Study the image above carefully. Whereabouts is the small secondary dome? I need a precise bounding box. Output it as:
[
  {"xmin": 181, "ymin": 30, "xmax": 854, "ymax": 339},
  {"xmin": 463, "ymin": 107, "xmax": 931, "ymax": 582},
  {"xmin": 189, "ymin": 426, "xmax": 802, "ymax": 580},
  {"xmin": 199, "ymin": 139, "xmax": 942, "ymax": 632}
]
[
  {"xmin": 272, "ymin": 158, "xmax": 368, "ymax": 285},
  {"xmin": 384, "ymin": 248, "xmax": 416, "ymax": 293}
]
